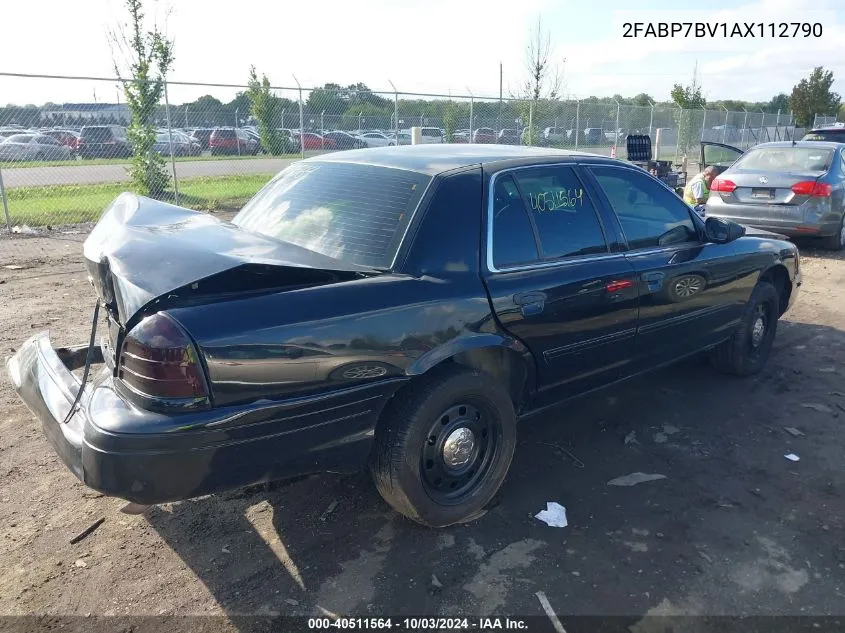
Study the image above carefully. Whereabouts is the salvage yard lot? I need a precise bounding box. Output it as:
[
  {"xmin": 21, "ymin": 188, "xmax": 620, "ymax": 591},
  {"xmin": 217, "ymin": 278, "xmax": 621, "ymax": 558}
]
[{"xmin": 0, "ymin": 234, "xmax": 844, "ymax": 626}]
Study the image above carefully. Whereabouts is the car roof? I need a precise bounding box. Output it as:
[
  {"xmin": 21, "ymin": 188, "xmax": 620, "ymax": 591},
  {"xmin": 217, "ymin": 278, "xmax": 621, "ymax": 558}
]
[
  {"xmin": 752, "ymin": 141, "xmax": 843, "ymax": 150},
  {"xmin": 305, "ymin": 143, "xmax": 602, "ymax": 176}
]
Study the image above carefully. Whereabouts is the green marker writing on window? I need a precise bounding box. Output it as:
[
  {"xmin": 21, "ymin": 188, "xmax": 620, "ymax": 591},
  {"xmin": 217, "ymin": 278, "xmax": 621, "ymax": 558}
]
[{"xmin": 529, "ymin": 188, "xmax": 584, "ymax": 212}]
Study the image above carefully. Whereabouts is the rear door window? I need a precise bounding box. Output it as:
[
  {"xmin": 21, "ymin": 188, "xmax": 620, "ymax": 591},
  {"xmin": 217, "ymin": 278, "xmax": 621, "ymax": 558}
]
[
  {"xmin": 512, "ymin": 166, "xmax": 608, "ymax": 259},
  {"xmin": 491, "ymin": 175, "xmax": 539, "ymax": 268}
]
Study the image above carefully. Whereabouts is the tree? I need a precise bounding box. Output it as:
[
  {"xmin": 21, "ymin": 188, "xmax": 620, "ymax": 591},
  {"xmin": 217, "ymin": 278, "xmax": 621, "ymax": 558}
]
[
  {"xmin": 443, "ymin": 101, "xmax": 459, "ymax": 142},
  {"xmin": 246, "ymin": 66, "xmax": 288, "ymax": 155},
  {"xmin": 671, "ymin": 69, "xmax": 706, "ymax": 154},
  {"xmin": 513, "ymin": 16, "xmax": 563, "ymax": 145},
  {"xmin": 111, "ymin": 0, "xmax": 174, "ymax": 199},
  {"xmin": 767, "ymin": 93, "xmax": 789, "ymax": 114},
  {"xmin": 789, "ymin": 67, "xmax": 841, "ymax": 127},
  {"xmin": 631, "ymin": 93, "xmax": 654, "ymax": 107}
]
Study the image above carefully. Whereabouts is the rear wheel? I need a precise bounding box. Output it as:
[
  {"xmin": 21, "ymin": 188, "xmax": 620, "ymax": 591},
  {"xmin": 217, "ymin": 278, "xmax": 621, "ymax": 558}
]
[
  {"xmin": 821, "ymin": 216, "xmax": 845, "ymax": 251},
  {"xmin": 710, "ymin": 281, "xmax": 779, "ymax": 376},
  {"xmin": 370, "ymin": 366, "xmax": 517, "ymax": 528}
]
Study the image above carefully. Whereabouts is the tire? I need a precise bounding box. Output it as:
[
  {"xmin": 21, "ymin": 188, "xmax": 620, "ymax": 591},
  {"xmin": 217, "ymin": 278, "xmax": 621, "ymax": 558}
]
[
  {"xmin": 370, "ymin": 365, "xmax": 517, "ymax": 528},
  {"xmin": 821, "ymin": 216, "xmax": 845, "ymax": 251},
  {"xmin": 710, "ymin": 280, "xmax": 779, "ymax": 376}
]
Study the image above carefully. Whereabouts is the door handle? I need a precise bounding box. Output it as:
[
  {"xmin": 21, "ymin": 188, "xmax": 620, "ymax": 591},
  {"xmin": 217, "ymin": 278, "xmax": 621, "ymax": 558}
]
[
  {"xmin": 513, "ymin": 291, "xmax": 546, "ymax": 317},
  {"xmin": 513, "ymin": 291, "xmax": 547, "ymax": 305}
]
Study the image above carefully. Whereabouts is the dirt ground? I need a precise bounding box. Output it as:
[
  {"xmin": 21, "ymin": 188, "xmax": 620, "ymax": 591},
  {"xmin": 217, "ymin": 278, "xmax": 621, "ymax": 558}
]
[{"xmin": 1, "ymin": 226, "xmax": 845, "ymax": 632}]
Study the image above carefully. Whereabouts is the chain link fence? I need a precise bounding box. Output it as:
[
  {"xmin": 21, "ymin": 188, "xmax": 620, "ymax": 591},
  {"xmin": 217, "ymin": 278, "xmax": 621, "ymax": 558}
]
[
  {"xmin": 0, "ymin": 72, "xmax": 808, "ymax": 238},
  {"xmin": 812, "ymin": 114, "xmax": 838, "ymax": 128}
]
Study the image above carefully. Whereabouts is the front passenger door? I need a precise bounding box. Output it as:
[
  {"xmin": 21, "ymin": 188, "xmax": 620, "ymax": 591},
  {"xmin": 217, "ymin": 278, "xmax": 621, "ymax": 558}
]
[{"xmin": 585, "ymin": 165, "xmax": 754, "ymax": 365}]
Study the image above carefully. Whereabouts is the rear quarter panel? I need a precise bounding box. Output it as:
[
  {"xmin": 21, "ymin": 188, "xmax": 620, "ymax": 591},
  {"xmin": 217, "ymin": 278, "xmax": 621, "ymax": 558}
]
[{"xmin": 169, "ymin": 168, "xmax": 520, "ymax": 408}]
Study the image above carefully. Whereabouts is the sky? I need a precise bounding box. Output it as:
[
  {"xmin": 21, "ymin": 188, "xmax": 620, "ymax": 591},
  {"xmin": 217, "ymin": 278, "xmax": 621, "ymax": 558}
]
[{"xmin": 1, "ymin": 0, "xmax": 843, "ymax": 107}]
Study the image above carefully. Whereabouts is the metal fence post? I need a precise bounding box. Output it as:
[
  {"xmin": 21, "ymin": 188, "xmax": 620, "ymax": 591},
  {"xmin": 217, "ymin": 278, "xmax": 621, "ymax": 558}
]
[
  {"xmin": 235, "ymin": 107, "xmax": 241, "ymax": 155},
  {"xmin": 388, "ymin": 80, "xmax": 399, "ymax": 143},
  {"xmin": 528, "ymin": 101, "xmax": 533, "ymax": 145},
  {"xmin": 675, "ymin": 105, "xmax": 683, "ymax": 165},
  {"xmin": 163, "ymin": 79, "xmax": 180, "ymax": 206},
  {"xmin": 721, "ymin": 105, "xmax": 729, "ymax": 143},
  {"xmin": 0, "ymin": 166, "xmax": 10, "ymax": 233},
  {"xmin": 648, "ymin": 100, "xmax": 654, "ymax": 139},
  {"xmin": 575, "ymin": 99, "xmax": 580, "ymax": 149},
  {"xmin": 614, "ymin": 100, "xmax": 620, "ymax": 150},
  {"xmin": 321, "ymin": 110, "xmax": 325, "ymax": 149},
  {"xmin": 468, "ymin": 91, "xmax": 474, "ymax": 144},
  {"xmin": 293, "ymin": 74, "xmax": 304, "ymax": 158},
  {"xmin": 700, "ymin": 105, "xmax": 706, "ymax": 143},
  {"xmin": 358, "ymin": 112, "xmax": 363, "ymax": 132},
  {"xmin": 741, "ymin": 108, "xmax": 748, "ymax": 148},
  {"xmin": 281, "ymin": 108, "xmax": 285, "ymax": 130}
]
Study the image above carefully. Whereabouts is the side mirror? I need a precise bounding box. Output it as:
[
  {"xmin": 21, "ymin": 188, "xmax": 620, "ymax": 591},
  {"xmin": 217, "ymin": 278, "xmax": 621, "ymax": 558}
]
[{"xmin": 705, "ymin": 216, "xmax": 746, "ymax": 244}]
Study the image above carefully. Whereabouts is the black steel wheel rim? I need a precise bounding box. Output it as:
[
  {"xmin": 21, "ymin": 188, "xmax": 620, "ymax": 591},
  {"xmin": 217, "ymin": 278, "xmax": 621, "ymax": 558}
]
[
  {"xmin": 748, "ymin": 302, "xmax": 770, "ymax": 359},
  {"xmin": 420, "ymin": 401, "xmax": 500, "ymax": 505}
]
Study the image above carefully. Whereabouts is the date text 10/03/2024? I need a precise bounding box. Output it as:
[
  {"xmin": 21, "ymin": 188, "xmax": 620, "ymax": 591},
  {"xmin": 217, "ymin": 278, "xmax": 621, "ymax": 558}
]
[
  {"xmin": 307, "ymin": 617, "xmax": 529, "ymax": 630},
  {"xmin": 622, "ymin": 22, "xmax": 822, "ymax": 38}
]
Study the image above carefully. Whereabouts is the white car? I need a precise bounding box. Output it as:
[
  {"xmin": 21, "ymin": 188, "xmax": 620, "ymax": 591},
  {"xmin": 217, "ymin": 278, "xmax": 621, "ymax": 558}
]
[
  {"xmin": 418, "ymin": 127, "xmax": 444, "ymax": 144},
  {"xmin": 0, "ymin": 134, "xmax": 72, "ymax": 161},
  {"xmin": 358, "ymin": 132, "xmax": 392, "ymax": 148}
]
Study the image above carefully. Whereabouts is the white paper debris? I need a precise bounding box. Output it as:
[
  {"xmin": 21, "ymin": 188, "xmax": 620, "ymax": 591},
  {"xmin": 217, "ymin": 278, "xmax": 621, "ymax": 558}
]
[
  {"xmin": 784, "ymin": 453, "xmax": 800, "ymax": 462},
  {"xmin": 535, "ymin": 502, "xmax": 568, "ymax": 527},
  {"xmin": 11, "ymin": 224, "xmax": 36, "ymax": 234},
  {"xmin": 607, "ymin": 472, "xmax": 667, "ymax": 487}
]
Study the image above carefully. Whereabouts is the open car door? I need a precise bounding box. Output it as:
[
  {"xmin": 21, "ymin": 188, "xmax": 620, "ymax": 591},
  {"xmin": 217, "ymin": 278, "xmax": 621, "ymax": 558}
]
[{"xmin": 700, "ymin": 141, "xmax": 744, "ymax": 175}]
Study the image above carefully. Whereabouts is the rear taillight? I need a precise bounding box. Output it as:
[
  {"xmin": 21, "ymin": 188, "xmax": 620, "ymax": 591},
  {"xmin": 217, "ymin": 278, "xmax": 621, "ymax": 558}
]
[
  {"xmin": 118, "ymin": 313, "xmax": 208, "ymax": 401},
  {"xmin": 791, "ymin": 181, "xmax": 831, "ymax": 197},
  {"xmin": 711, "ymin": 178, "xmax": 736, "ymax": 193}
]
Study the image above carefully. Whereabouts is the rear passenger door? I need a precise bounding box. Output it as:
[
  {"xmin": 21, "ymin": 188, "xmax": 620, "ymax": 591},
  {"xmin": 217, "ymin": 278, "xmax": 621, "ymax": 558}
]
[
  {"xmin": 584, "ymin": 164, "xmax": 752, "ymax": 365},
  {"xmin": 482, "ymin": 164, "xmax": 640, "ymax": 410}
]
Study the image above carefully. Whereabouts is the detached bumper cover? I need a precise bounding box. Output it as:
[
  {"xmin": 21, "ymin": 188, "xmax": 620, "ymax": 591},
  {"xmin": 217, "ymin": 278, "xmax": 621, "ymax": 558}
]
[{"xmin": 7, "ymin": 332, "xmax": 402, "ymax": 504}]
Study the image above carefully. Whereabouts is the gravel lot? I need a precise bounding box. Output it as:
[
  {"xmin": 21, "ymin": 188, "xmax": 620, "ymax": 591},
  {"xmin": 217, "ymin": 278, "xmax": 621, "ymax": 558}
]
[{"xmin": 1, "ymin": 229, "xmax": 844, "ymax": 632}]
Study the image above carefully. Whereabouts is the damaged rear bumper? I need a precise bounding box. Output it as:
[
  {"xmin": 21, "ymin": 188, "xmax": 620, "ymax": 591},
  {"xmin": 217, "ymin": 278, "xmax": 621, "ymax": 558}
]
[{"xmin": 7, "ymin": 332, "xmax": 401, "ymax": 505}]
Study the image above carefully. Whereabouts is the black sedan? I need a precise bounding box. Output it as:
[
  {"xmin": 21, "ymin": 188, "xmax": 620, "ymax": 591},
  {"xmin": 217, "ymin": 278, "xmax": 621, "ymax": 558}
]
[{"xmin": 7, "ymin": 145, "xmax": 800, "ymax": 528}]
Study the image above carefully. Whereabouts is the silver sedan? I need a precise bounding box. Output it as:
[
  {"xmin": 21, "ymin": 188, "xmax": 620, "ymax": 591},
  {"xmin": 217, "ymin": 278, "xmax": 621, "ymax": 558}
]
[{"xmin": 0, "ymin": 134, "xmax": 73, "ymax": 162}]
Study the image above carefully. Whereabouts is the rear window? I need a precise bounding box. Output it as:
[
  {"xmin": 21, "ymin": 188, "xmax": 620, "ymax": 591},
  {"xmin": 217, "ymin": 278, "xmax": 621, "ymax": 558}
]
[
  {"xmin": 212, "ymin": 129, "xmax": 236, "ymax": 138},
  {"xmin": 422, "ymin": 128, "xmax": 441, "ymax": 137},
  {"xmin": 81, "ymin": 127, "xmax": 114, "ymax": 141},
  {"xmin": 232, "ymin": 161, "xmax": 430, "ymax": 269},
  {"xmin": 731, "ymin": 147, "xmax": 834, "ymax": 173},
  {"xmin": 802, "ymin": 130, "xmax": 845, "ymax": 142}
]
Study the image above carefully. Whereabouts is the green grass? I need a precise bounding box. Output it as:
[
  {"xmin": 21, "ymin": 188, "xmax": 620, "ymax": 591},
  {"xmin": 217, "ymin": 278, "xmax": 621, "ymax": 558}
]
[
  {"xmin": 6, "ymin": 174, "xmax": 275, "ymax": 227},
  {"xmin": 0, "ymin": 153, "xmax": 298, "ymax": 169}
]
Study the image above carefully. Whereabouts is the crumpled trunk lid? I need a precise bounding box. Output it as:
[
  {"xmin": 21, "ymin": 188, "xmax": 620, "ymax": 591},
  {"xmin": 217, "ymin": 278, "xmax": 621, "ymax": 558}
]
[{"xmin": 83, "ymin": 193, "xmax": 368, "ymax": 326}]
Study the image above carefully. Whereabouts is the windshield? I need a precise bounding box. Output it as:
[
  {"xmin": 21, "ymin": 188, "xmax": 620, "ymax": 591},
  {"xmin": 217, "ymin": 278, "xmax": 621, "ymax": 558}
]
[
  {"xmin": 232, "ymin": 161, "xmax": 431, "ymax": 269},
  {"xmin": 802, "ymin": 130, "xmax": 845, "ymax": 142},
  {"xmin": 731, "ymin": 147, "xmax": 834, "ymax": 173}
]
